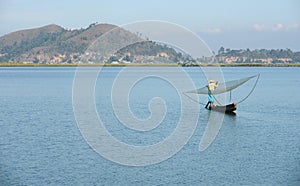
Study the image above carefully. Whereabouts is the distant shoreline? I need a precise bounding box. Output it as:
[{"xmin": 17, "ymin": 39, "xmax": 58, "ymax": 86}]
[{"xmin": 0, "ymin": 63, "xmax": 300, "ymax": 67}]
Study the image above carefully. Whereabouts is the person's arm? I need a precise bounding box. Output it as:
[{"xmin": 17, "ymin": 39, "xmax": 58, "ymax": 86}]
[{"xmin": 215, "ymin": 81, "xmax": 218, "ymax": 88}]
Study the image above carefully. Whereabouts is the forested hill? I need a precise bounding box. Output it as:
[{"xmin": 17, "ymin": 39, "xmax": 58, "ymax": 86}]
[
  {"xmin": 0, "ymin": 23, "xmax": 118, "ymax": 63},
  {"xmin": 0, "ymin": 23, "xmax": 182, "ymax": 64}
]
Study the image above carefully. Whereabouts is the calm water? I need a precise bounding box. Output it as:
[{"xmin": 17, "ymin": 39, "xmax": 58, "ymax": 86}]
[{"xmin": 0, "ymin": 67, "xmax": 299, "ymax": 185}]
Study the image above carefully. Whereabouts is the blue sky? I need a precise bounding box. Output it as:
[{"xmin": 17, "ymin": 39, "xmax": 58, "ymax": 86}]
[{"xmin": 0, "ymin": 0, "xmax": 299, "ymax": 51}]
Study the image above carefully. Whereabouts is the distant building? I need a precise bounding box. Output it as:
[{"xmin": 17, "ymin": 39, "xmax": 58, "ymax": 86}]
[
  {"xmin": 111, "ymin": 61, "xmax": 119, "ymax": 65},
  {"xmin": 157, "ymin": 52, "xmax": 169, "ymax": 58}
]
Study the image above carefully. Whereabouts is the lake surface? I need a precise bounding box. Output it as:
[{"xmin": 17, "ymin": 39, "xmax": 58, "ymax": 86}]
[{"xmin": 0, "ymin": 67, "xmax": 299, "ymax": 185}]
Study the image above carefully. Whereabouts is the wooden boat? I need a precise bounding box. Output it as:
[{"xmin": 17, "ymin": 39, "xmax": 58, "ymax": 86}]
[
  {"xmin": 208, "ymin": 103, "xmax": 236, "ymax": 113},
  {"xmin": 185, "ymin": 74, "xmax": 260, "ymax": 114}
]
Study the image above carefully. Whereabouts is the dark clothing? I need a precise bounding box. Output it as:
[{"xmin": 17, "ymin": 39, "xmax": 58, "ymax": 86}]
[{"xmin": 205, "ymin": 101, "xmax": 212, "ymax": 109}]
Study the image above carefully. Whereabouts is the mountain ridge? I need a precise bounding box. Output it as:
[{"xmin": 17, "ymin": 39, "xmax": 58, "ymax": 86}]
[
  {"xmin": 0, "ymin": 23, "xmax": 183, "ymax": 64},
  {"xmin": 0, "ymin": 23, "xmax": 120, "ymax": 63}
]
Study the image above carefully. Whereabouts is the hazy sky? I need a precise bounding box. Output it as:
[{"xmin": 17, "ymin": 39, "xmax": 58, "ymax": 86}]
[{"xmin": 0, "ymin": 0, "xmax": 299, "ymax": 51}]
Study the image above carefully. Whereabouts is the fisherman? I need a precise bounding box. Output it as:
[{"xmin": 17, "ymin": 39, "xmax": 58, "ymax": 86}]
[{"xmin": 205, "ymin": 79, "xmax": 218, "ymax": 109}]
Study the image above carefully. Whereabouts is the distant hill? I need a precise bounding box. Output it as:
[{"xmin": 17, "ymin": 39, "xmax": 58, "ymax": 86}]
[
  {"xmin": 0, "ymin": 23, "xmax": 117, "ymax": 63},
  {"xmin": 0, "ymin": 23, "xmax": 184, "ymax": 64}
]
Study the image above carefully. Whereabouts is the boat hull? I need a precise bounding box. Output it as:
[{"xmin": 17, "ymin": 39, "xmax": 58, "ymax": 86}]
[{"xmin": 209, "ymin": 103, "xmax": 237, "ymax": 113}]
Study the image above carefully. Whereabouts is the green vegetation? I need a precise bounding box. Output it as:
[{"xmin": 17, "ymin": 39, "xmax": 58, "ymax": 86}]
[
  {"xmin": 0, "ymin": 23, "xmax": 186, "ymax": 64},
  {"xmin": 215, "ymin": 47, "xmax": 300, "ymax": 63},
  {"xmin": 117, "ymin": 41, "xmax": 183, "ymax": 62},
  {"xmin": 0, "ymin": 23, "xmax": 115, "ymax": 63}
]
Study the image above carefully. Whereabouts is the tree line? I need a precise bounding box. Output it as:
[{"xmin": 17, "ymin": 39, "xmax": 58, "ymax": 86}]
[{"xmin": 216, "ymin": 47, "xmax": 300, "ymax": 63}]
